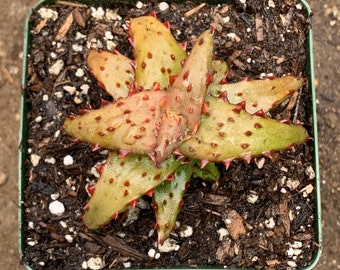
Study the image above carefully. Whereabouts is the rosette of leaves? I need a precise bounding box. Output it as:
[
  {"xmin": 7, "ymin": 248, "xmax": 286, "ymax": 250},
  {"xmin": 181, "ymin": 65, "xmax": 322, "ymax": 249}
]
[{"xmin": 63, "ymin": 14, "xmax": 308, "ymax": 243}]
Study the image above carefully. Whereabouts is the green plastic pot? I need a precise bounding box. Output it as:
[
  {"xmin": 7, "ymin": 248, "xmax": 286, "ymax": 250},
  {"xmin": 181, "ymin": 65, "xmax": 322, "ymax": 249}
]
[{"xmin": 18, "ymin": 0, "xmax": 322, "ymax": 269}]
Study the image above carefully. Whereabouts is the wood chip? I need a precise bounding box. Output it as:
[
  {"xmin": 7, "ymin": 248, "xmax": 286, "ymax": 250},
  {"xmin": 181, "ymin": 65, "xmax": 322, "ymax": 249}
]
[
  {"xmin": 204, "ymin": 193, "xmax": 229, "ymax": 205},
  {"xmin": 56, "ymin": 0, "xmax": 88, "ymax": 8},
  {"xmin": 216, "ymin": 238, "xmax": 233, "ymax": 262},
  {"xmin": 279, "ymin": 194, "xmax": 291, "ymax": 237},
  {"xmin": 73, "ymin": 8, "xmax": 86, "ymax": 28},
  {"xmin": 266, "ymin": 259, "xmax": 281, "ymax": 266},
  {"xmin": 32, "ymin": 18, "xmax": 48, "ymax": 34},
  {"xmin": 255, "ymin": 13, "xmax": 264, "ymax": 41},
  {"xmin": 286, "ymin": 91, "xmax": 299, "ymax": 111},
  {"xmin": 55, "ymin": 12, "xmax": 74, "ymax": 41},
  {"xmin": 185, "ymin": 3, "xmax": 206, "ymax": 17},
  {"xmin": 102, "ymin": 235, "xmax": 147, "ymax": 260},
  {"xmin": 220, "ymin": 5, "xmax": 229, "ymax": 14},
  {"xmin": 223, "ymin": 210, "xmax": 246, "ymax": 241}
]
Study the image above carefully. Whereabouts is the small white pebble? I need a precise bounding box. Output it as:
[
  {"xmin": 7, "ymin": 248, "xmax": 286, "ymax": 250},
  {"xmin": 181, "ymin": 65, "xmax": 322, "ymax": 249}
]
[
  {"xmin": 38, "ymin": 261, "xmax": 45, "ymax": 266},
  {"xmin": 280, "ymin": 187, "xmax": 287, "ymax": 193},
  {"xmin": 49, "ymin": 200, "xmax": 65, "ymax": 216},
  {"xmin": 264, "ymin": 217, "xmax": 275, "ymax": 229},
  {"xmin": 54, "ymin": 91, "xmax": 64, "ymax": 98},
  {"xmin": 35, "ymin": 116, "xmax": 43, "ymax": 123},
  {"xmin": 76, "ymin": 32, "xmax": 87, "ymax": 40},
  {"xmin": 30, "ymin": 154, "xmax": 41, "ymax": 167},
  {"xmin": 239, "ymin": 0, "xmax": 246, "ymax": 4},
  {"xmin": 224, "ymin": 218, "xmax": 231, "ymax": 225},
  {"xmin": 87, "ymin": 257, "xmax": 104, "ymax": 270},
  {"xmin": 251, "ymin": 256, "xmax": 258, "ymax": 262},
  {"xmin": 117, "ymin": 231, "xmax": 126, "ymax": 238},
  {"xmin": 50, "ymin": 52, "xmax": 58, "ymax": 59},
  {"xmin": 123, "ymin": 261, "xmax": 131, "ymax": 268},
  {"xmin": 148, "ymin": 248, "xmax": 156, "ymax": 258},
  {"xmin": 38, "ymin": 7, "xmax": 58, "ymax": 21},
  {"xmin": 217, "ymin": 228, "xmax": 229, "ymax": 241},
  {"xmin": 63, "ymin": 85, "xmax": 77, "ymax": 95},
  {"xmin": 104, "ymin": 31, "xmax": 114, "ymax": 40},
  {"xmin": 305, "ymin": 166, "xmax": 315, "ymax": 180},
  {"xmin": 280, "ymin": 166, "xmax": 288, "ymax": 172},
  {"xmin": 296, "ymin": 3, "xmax": 303, "ymax": 10},
  {"xmin": 28, "ymin": 221, "xmax": 34, "ymax": 229},
  {"xmin": 223, "ymin": 16, "xmax": 230, "ymax": 23},
  {"xmin": 300, "ymin": 184, "xmax": 314, "ymax": 197},
  {"xmin": 290, "ymin": 241, "xmax": 303, "ymax": 249},
  {"xmin": 158, "ymin": 238, "xmax": 178, "ymax": 253},
  {"xmin": 227, "ymin": 32, "xmax": 236, "ymax": 39},
  {"xmin": 54, "ymin": 130, "xmax": 60, "ymax": 138},
  {"xmin": 148, "ymin": 229, "xmax": 155, "ymax": 237},
  {"xmin": 293, "ymin": 248, "xmax": 302, "ymax": 256},
  {"xmin": 286, "ymin": 179, "xmax": 300, "ymax": 190},
  {"xmin": 65, "ymin": 234, "xmax": 73, "ymax": 243},
  {"xmin": 136, "ymin": 1, "xmax": 143, "ymax": 9},
  {"xmin": 82, "ymin": 261, "xmax": 88, "ymax": 269},
  {"xmin": 45, "ymin": 157, "xmax": 56, "ymax": 165},
  {"xmin": 179, "ymin": 225, "xmax": 193, "ymax": 238},
  {"xmin": 154, "ymin": 252, "xmax": 161, "ymax": 259},
  {"xmin": 27, "ymin": 240, "xmax": 37, "ymax": 246},
  {"xmin": 73, "ymin": 94, "xmax": 83, "ymax": 104},
  {"xmin": 91, "ymin": 7, "xmax": 105, "ymax": 19},
  {"xmin": 42, "ymin": 94, "xmax": 49, "ymax": 101},
  {"xmin": 268, "ymin": 0, "xmax": 275, "ymax": 8},
  {"xmin": 247, "ymin": 193, "xmax": 258, "ymax": 204},
  {"xmin": 63, "ymin": 155, "xmax": 74, "ymax": 166},
  {"xmin": 50, "ymin": 193, "xmax": 59, "ymax": 200},
  {"xmin": 80, "ymin": 84, "xmax": 90, "ymax": 94},
  {"xmin": 60, "ymin": 220, "xmax": 68, "ymax": 228},
  {"xmin": 106, "ymin": 40, "xmax": 116, "ymax": 51},
  {"xmin": 287, "ymin": 260, "xmax": 297, "ymax": 267},
  {"xmin": 105, "ymin": 9, "xmax": 122, "ymax": 21},
  {"xmin": 49, "ymin": 59, "xmax": 64, "ymax": 76},
  {"xmin": 91, "ymin": 166, "xmax": 101, "ymax": 178},
  {"xmin": 287, "ymin": 247, "xmax": 294, "ymax": 257},
  {"xmin": 159, "ymin": 2, "xmax": 169, "ymax": 11},
  {"xmin": 72, "ymin": 44, "xmax": 83, "ymax": 52},
  {"xmin": 75, "ymin": 68, "xmax": 85, "ymax": 77},
  {"xmin": 246, "ymin": 27, "xmax": 251, "ymax": 32}
]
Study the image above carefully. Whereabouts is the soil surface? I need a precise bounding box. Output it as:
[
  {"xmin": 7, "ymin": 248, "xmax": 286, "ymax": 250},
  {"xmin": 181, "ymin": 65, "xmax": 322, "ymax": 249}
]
[{"xmin": 0, "ymin": 0, "xmax": 338, "ymax": 270}]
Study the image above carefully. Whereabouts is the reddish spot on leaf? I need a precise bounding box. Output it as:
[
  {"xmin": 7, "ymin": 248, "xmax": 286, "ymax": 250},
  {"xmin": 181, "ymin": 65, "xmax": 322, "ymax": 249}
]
[
  {"xmin": 244, "ymin": 130, "xmax": 253, "ymax": 136},
  {"xmin": 241, "ymin": 143, "xmax": 250, "ymax": 149}
]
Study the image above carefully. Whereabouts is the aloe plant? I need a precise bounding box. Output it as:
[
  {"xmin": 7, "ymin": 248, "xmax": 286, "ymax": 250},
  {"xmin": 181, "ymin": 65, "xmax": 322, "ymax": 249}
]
[{"xmin": 63, "ymin": 14, "xmax": 309, "ymax": 243}]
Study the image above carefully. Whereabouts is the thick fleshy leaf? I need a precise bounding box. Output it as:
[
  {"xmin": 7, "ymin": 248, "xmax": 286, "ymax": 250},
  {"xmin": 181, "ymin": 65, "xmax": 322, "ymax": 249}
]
[
  {"xmin": 64, "ymin": 91, "xmax": 165, "ymax": 154},
  {"xmin": 87, "ymin": 50, "xmax": 134, "ymax": 99},
  {"xmin": 155, "ymin": 30, "xmax": 214, "ymax": 162},
  {"xmin": 179, "ymin": 96, "xmax": 308, "ymax": 162},
  {"xmin": 208, "ymin": 75, "xmax": 303, "ymax": 114},
  {"xmin": 193, "ymin": 161, "xmax": 220, "ymax": 181},
  {"xmin": 153, "ymin": 162, "xmax": 194, "ymax": 243},
  {"xmin": 129, "ymin": 16, "xmax": 187, "ymax": 90},
  {"xmin": 83, "ymin": 151, "xmax": 182, "ymax": 229}
]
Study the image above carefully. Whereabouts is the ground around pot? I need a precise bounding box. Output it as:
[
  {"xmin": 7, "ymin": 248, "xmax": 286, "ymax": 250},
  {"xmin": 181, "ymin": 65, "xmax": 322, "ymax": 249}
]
[{"xmin": 0, "ymin": 0, "xmax": 339, "ymax": 270}]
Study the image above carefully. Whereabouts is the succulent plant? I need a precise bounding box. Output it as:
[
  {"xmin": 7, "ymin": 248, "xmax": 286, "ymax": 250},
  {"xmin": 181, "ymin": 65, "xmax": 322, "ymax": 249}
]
[{"xmin": 63, "ymin": 13, "xmax": 309, "ymax": 244}]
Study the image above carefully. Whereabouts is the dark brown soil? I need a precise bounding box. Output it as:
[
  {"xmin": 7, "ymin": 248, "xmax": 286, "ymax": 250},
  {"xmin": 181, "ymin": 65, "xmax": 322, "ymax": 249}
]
[{"xmin": 21, "ymin": 1, "xmax": 319, "ymax": 269}]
